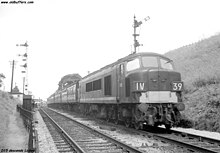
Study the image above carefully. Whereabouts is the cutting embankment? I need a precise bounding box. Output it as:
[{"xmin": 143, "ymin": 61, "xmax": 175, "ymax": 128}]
[
  {"xmin": 165, "ymin": 34, "xmax": 220, "ymax": 132},
  {"xmin": 0, "ymin": 91, "xmax": 28, "ymax": 149}
]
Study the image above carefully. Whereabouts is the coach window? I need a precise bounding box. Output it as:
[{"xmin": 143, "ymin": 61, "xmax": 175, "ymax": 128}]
[
  {"xmin": 126, "ymin": 58, "xmax": 140, "ymax": 71},
  {"xmin": 160, "ymin": 58, "xmax": 173, "ymax": 70}
]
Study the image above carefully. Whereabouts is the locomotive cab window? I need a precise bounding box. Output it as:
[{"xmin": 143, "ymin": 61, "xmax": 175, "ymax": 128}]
[
  {"xmin": 142, "ymin": 56, "xmax": 158, "ymax": 68},
  {"xmin": 160, "ymin": 58, "xmax": 174, "ymax": 70},
  {"xmin": 126, "ymin": 58, "xmax": 140, "ymax": 71}
]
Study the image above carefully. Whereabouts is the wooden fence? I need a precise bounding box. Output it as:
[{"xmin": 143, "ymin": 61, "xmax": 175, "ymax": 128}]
[{"xmin": 17, "ymin": 104, "xmax": 39, "ymax": 153}]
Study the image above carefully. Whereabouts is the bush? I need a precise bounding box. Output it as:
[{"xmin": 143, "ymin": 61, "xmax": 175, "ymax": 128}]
[
  {"xmin": 213, "ymin": 121, "xmax": 220, "ymax": 132},
  {"xmin": 177, "ymin": 114, "xmax": 194, "ymax": 128},
  {"xmin": 193, "ymin": 78, "xmax": 207, "ymax": 88},
  {"xmin": 193, "ymin": 76, "xmax": 220, "ymax": 88},
  {"xmin": 195, "ymin": 118, "xmax": 206, "ymax": 130},
  {"xmin": 194, "ymin": 108, "xmax": 220, "ymax": 132},
  {"xmin": 10, "ymin": 95, "xmax": 14, "ymax": 100}
]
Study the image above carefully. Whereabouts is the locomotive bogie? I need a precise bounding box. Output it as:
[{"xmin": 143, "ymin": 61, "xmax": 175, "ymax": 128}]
[{"xmin": 134, "ymin": 103, "xmax": 182, "ymax": 127}]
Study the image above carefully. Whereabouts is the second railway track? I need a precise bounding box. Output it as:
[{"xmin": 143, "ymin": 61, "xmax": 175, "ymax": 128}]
[
  {"xmin": 39, "ymin": 108, "xmax": 143, "ymax": 153},
  {"xmin": 152, "ymin": 131, "xmax": 220, "ymax": 153}
]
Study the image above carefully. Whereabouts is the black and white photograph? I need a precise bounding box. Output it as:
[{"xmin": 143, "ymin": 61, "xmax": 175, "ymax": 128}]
[{"xmin": 1, "ymin": 0, "xmax": 220, "ymax": 152}]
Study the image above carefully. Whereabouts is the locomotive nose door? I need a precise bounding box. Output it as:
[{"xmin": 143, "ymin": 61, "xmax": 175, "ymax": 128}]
[
  {"xmin": 148, "ymin": 58, "xmax": 170, "ymax": 91},
  {"xmin": 148, "ymin": 69, "xmax": 170, "ymax": 91},
  {"xmin": 159, "ymin": 58, "xmax": 174, "ymax": 91},
  {"xmin": 148, "ymin": 69, "xmax": 159, "ymax": 91},
  {"xmin": 158, "ymin": 71, "xmax": 169, "ymax": 91}
]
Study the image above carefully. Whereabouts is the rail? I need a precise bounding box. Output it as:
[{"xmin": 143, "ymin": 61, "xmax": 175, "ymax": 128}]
[
  {"xmin": 48, "ymin": 107, "xmax": 220, "ymax": 153},
  {"xmin": 40, "ymin": 109, "xmax": 85, "ymax": 153},
  {"xmin": 125, "ymin": 125, "xmax": 220, "ymax": 153},
  {"xmin": 41, "ymin": 107, "xmax": 143, "ymax": 153}
]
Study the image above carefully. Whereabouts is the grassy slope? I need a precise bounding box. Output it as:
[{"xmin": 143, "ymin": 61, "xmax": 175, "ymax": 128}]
[
  {"xmin": 165, "ymin": 34, "xmax": 220, "ymax": 132},
  {"xmin": 0, "ymin": 91, "xmax": 20, "ymax": 147}
]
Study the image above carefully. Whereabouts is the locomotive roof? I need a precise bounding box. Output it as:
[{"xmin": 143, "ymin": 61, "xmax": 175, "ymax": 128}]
[{"xmin": 82, "ymin": 52, "xmax": 169, "ymax": 79}]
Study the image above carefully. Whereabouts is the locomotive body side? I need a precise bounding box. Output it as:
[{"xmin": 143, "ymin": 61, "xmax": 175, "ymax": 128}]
[
  {"xmin": 47, "ymin": 52, "xmax": 184, "ymax": 129},
  {"xmin": 77, "ymin": 52, "xmax": 184, "ymax": 129},
  {"xmin": 79, "ymin": 65, "xmax": 118, "ymax": 104}
]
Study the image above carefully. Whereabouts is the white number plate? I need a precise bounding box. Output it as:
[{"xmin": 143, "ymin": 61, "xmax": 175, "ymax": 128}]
[{"xmin": 172, "ymin": 81, "xmax": 183, "ymax": 91}]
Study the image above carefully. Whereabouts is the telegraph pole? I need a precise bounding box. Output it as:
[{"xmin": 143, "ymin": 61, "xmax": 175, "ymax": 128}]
[{"xmin": 10, "ymin": 60, "xmax": 15, "ymax": 93}]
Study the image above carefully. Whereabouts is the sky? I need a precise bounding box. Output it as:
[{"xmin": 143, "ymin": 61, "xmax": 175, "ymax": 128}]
[{"xmin": 0, "ymin": 0, "xmax": 220, "ymax": 100}]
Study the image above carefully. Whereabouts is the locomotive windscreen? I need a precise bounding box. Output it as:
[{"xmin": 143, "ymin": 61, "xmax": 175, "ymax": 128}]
[
  {"xmin": 142, "ymin": 56, "xmax": 158, "ymax": 67},
  {"xmin": 142, "ymin": 56, "xmax": 174, "ymax": 70}
]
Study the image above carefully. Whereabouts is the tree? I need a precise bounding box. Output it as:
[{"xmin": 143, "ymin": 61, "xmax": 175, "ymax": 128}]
[
  {"xmin": 58, "ymin": 73, "xmax": 81, "ymax": 90},
  {"xmin": 0, "ymin": 73, "xmax": 5, "ymax": 88},
  {"xmin": 12, "ymin": 85, "xmax": 20, "ymax": 93}
]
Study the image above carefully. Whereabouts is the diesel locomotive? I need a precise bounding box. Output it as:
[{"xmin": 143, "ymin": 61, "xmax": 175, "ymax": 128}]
[{"xmin": 47, "ymin": 52, "xmax": 185, "ymax": 130}]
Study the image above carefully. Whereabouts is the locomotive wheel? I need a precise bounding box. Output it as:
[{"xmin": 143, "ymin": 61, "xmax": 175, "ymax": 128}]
[
  {"xmin": 124, "ymin": 119, "xmax": 131, "ymax": 128},
  {"xmin": 114, "ymin": 119, "xmax": 119, "ymax": 125},
  {"xmin": 106, "ymin": 108, "xmax": 111, "ymax": 122},
  {"xmin": 112, "ymin": 106, "xmax": 118, "ymax": 124},
  {"xmin": 134, "ymin": 122, "xmax": 140, "ymax": 130},
  {"xmin": 134, "ymin": 122, "xmax": 142, "ymax": 130},
  {"xmin": 106, "ymin": 115, "xmax": 110, "ymax": 122},
  {"xmin": 84, "ymin": 106, "xmax": 89, "ymax": 116},
  {"xmin": 106, "ymin": 118, "xmax": 110, "ymax": 122},
  {"xmin": 154, "ymin": 122, "xmax": 160, "ymax": 127},
  {"xmin": 165, "ymin": 124, "xmax": 171, "ymax": 130}
]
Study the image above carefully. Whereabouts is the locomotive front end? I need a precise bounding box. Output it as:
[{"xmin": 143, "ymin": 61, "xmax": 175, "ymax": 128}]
[{"xmin": 126, "ymin": 54, "xmax": 184, "ymax": 129}]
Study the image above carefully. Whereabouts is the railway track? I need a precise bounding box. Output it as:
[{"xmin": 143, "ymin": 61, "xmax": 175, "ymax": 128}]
[
  {"xmin": 154, "ymin": 131, "xmax": 220, "ymax": 153},
  {"xmin": 46, "ymin": 108, "xmax": 220, "ymax": 153},
  {"xmin": 112, "ymin": 121, "xmax": 220, "ymax": 153},
  {"xmin": 156, "ymin": 129, "xmax": 220, "ymax": 153},
  {"xmin": 121, "ymin": 123, "xmax": 220, "ymax": 153},
  {"xmin": 39, "ymin": 108, "xmax": 143, "ymax": 153},
  {"xmin": 39, "ymin": 109, "xmax": 83, "ymax": 153}
]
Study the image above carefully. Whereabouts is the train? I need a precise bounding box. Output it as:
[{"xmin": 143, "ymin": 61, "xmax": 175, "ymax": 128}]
[{"xmin": 47, "ymin": 52, "xmax": 185, "ymax": 130}]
